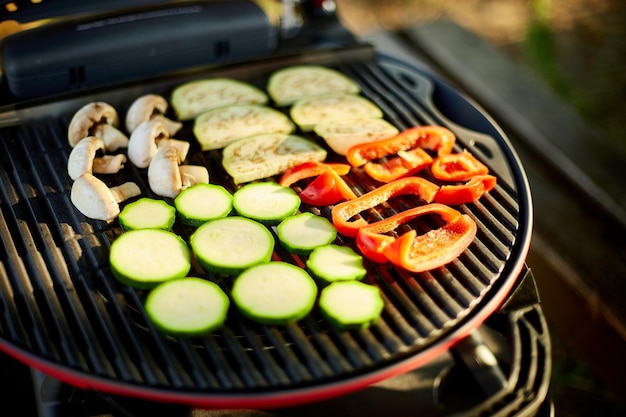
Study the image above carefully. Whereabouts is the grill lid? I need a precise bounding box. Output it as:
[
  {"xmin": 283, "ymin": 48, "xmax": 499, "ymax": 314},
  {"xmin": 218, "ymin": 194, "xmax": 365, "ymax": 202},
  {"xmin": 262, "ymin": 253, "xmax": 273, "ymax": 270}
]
[{"xmin": 0, "ymin": 47, "xmax": 532, "ymax": 408}]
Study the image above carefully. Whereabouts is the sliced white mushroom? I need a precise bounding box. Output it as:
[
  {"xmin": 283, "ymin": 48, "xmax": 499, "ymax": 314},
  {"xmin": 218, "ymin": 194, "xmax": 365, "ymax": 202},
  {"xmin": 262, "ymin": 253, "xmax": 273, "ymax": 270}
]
[
  {"xmin": 180, "ymin": 165, "xmax": 210, "ymax": 188},
  {"xmin": 68, "ymin": 101, "xmax": 129, "ymax": 151},
  {"xmin": 128, "ymin": 120, "xmax": 190, "ymax": 168},
  {"xmin": 91, "ymin": 123, "xmax": 130, "ymax": 152},
  {"xmin": 70, "ymin": 173, "xmax": 141, "ymax": 221},
  {"xmin": 67, "ymin": 137, "xmax": 127, "ymax": 180},
  {"xmin": 148, "ymin": 146, "xmax": 208, "ymax": 198},
  {"xmin": 125, "ymin": 94, "xmax": 183, "ymax": 136}
]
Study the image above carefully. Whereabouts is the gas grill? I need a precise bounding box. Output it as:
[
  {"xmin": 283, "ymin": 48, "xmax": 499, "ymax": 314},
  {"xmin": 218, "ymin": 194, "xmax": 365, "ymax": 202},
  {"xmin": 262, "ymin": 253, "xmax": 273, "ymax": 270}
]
[{"xmin": 0, "ymin": 1, "xmax": 551, "ymax": 416}]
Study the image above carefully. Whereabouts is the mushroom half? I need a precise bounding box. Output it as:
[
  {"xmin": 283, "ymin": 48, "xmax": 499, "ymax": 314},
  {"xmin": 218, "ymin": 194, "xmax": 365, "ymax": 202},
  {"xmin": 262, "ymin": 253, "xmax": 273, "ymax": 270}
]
[
  {"xmin": 68, "ymin": 102, "xmax": 129, "ymax": 151},
  {"xmin": 125, "ymin": 94, "xmax": 182, "ymax": 136},
  {"xmin": 70, "ymin": 173, "xmax": 141, "ymax": 221},
  {"xmin": 67, "ymin": 137, "xmax": 127, "ymax": 180},
  {"xmin": 148, "ymin": 145, "xmax": 208, "ymax": 198},
  {"xmin": 128, "ymin": 119, "xmax": 190, "ymax": 168}
]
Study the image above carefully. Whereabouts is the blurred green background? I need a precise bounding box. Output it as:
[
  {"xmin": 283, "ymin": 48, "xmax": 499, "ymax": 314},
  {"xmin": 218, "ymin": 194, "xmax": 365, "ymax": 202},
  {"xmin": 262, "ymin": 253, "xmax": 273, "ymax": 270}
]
[{"xmin": 337, "ymin": 0, "xmax": 626, "ymax": 153}]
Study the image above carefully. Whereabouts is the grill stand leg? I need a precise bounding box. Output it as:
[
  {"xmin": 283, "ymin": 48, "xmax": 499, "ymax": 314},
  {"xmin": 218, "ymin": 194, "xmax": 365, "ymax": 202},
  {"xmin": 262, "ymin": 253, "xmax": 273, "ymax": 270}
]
[
  {"xmin": 30, "ymin": 369, "xmax": 75, "ymax": 417},
  {"xmin": 450, "ymin": 330, "xmax": 509, "ymax": 397},
  {"xmin": 30, "ymin": 369, "xmax": 193, "ymax": 417}
]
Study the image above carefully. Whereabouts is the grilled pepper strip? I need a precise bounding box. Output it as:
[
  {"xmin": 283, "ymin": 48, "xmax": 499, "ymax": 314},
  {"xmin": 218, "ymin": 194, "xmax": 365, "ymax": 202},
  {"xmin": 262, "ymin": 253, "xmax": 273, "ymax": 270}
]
[
  {"xmin": 363, "ymin": 148, "xmax": 433, "ymax": 183},
  {"xmin": 431, "ymin": 150, "xmax": 489, "ymax": 182},
  {"xmin": 356, "ymin": 203, "xmax": 477, "ymax": 272},
  {"xmin": 434, "ymin": 174, "xmax": 497, "ymax": 205},
  {"xmin": 347, "ymin": 126, "xmax": 456, "ymax": 167},
  {"xmin": 279, "ymin": 161, "xmax": 356, "ymax": 205},
  {"xmin": 332, "ymin": 177, "xmax": 440, "ymax": 237},
  {"xmin": 279, "ymin": 161, "xmax": 351, "ymax": 187}
]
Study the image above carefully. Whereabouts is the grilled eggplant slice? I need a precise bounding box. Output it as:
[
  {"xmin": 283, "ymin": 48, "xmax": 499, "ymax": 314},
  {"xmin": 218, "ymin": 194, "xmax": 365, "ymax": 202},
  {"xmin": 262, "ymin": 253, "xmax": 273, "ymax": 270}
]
[
  {"xmin": 267, "ymin": 65, "xmax": 360, "ymax": 106},
  {"xmin": 222, "ymin": 133, "xmax": 327, "ymax": 184},
  {"xmin": 314, "ymin": 117, "xmax": 399, "ymax": 156},
  {"xmin": 171, "ymin": 78, "xmax": 268, "ymax": 121},
  {"xmin": 290, "ymin": 93, "xmax": 383, "ymax": 132},
  {"xmin": 193, "ymin": 104, "xmax": 294, "ymax": 150}
]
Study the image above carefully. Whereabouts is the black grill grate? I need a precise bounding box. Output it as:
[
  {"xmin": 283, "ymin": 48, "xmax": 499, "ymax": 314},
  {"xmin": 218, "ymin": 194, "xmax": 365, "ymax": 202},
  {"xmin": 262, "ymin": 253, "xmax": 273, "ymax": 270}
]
[{"xmin": 0, "ymin": 52, "xmax": 532, "ymax": 405}]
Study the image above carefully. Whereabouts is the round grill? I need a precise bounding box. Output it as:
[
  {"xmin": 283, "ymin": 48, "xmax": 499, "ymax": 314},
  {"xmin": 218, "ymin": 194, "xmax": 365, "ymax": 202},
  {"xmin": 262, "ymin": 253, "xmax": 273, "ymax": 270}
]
[{"xmin": 0, "ymin": 53, "xmax": 532, "ymax": 409}]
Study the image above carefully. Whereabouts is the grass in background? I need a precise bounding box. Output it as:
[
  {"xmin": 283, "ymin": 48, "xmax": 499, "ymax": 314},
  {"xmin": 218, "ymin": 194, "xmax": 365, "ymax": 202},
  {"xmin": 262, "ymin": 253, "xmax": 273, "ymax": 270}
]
[{"xmin": 523, "ymin": 0, "xmax": 626, "ymax": 151}]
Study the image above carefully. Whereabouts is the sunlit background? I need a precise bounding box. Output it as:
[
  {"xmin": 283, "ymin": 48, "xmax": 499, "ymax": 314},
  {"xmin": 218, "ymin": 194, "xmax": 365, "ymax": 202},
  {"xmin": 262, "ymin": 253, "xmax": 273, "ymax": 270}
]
[{"xmin": 337, "ymin": 0, "xmax": 626, "ymax": 153}]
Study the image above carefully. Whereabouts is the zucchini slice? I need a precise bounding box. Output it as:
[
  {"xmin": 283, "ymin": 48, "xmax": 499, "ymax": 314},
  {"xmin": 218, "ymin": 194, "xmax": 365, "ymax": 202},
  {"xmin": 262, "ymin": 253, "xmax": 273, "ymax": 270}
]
[
  {"xmin": 193, "ymin": 104, "xmax": 294, "ymax": 150},
  {"xmin": 306, "ymin": 244, "xmax": 366, "ymax": 283},
  {"xmin": 277, "ymin": 213, "xmax": 337, "ymax": 255},
  {"xmin": 231, "ymin": 262, "xmax": 317, "ymax": 325},
  {"xmin": 290, "ymin": 93, "xmax": 383, "ymax": 132},
  {"xmin": 190, "ymin": 216, "xmax": 274, "ymax": 276},
  {"xmin": 110, "ymin": 229, "xmax": 191, "ymax": 289},
  {"xmin": 222, "ymin": 133, "xmax": 327, "ymax": 184},
  {"xmin": 145, "ymin": 277, "xmax": 229, "ymax": 337},
  {"xmin": 171, "ymin": 78, "xmax": 268, "ymax": 121},
  {"xmin": 267, "ymin": 65, "xmax": 360, "ymax": 106},
  {"xmin": 118, "ymin": 198, "xmax": 176, "ymax": 231},
  {"xmin": 174, "ymin": 183, "xmax": 233, "ymax": 227},
  {"xmin": 233, "ymin": 182, "xmax": 300, "ymax": 225},
  {"xmin": 314, "ymin": 117, "xmax": 399, "ymax": 156},
  {"xmin": 319, "ymin": 281, "xmax": 384, "ymax": 330}
]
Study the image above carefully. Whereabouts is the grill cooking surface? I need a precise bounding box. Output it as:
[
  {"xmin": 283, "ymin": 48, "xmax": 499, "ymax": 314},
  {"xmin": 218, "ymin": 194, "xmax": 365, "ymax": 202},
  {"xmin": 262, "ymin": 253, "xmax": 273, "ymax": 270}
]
[{"xmin": 0, "ymin": 51, "xmax": 531, "ymax": 406}]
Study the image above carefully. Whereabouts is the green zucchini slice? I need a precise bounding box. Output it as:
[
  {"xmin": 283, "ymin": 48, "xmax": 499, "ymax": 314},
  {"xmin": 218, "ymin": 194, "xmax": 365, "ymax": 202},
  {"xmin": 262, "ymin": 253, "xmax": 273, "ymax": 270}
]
[
  {"xmin": 277, "ymin": 213, "xmax": 337, "ymax": 256},
  {"xmin": 190, "ymin": 216, "xmax": 274, "ymax": 276},
  {"xmin": 233, "ymin": 182, "xmax": 300, "ymax": 225},
  {"xmin": 319, "ymin": 281, "xmax": 384, "ymax": 330},
  {"xmin": 145, "ymin": 277, "xmax": 229, "ymax": 337},
  {"xmin": 118, "ymin": 198, "xmax": 176, "ymax": 231},
  {"xmin": 174, "ymin": 183, "xmax": 233, "ymax": 227},
  {"xmin": 231, "ymin": 262, "xmax": 317, "ymax": 325},
  {"xmin": 109, "ymin": 229, "xmax": 191, "ymax": 289},
  {"xmin": 306, "ymin": 244, "xmax": 366, "ymax": 283}
]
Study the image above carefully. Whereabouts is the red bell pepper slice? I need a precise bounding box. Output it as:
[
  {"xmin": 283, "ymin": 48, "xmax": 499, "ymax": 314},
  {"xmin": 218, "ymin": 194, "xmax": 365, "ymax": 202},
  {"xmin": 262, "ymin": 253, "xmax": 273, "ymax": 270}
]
[
  {"xmin": 434, "ymin": 174, "xmax": 497, "ymax": 205},
  {"xmin": 331, "ymin": 177, "xmax": 440, "ymax": 237},
  {"xmin": 279, "ymin": 161, "xmax": 351, "ymax": 187},
  {"xmin": 431, "ymin": 150, "xmax": 489, "ymax": 182},
  {"xmin": 279, "ymin": 161, "xmax": 356, "ymax": 206},
  {"xmin": 356, "ymin": 203, "xmax": 477, "ymax": 272},
  {"xmin": 363, "ymin": 148, "xmax": 433, "ymax": 183},
  {"xmin": 346, "ymin": 125, "xmax": 455, "ymax": 165},
  {"xmin": 299, "ymin": 170, "xmax": 344, "ymax": 206}
]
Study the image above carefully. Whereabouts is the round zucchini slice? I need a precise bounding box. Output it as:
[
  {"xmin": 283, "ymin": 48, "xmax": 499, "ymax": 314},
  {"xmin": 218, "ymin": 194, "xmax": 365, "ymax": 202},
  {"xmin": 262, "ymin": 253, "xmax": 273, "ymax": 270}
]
[
  {"xmin": 118, "ymin": 198, "xmax": 176, "ymax": 231},
  {"xmin": 110, "ymin": 229, "xmax": 191, "ymax": 289},
  {"xmin": 174, "ymin": 183, "xmax": 233, "ymax": 227},
  {"xmin": 306, "ymin": 244, "xmax": 366, "ymax": 283},
  {"xmin": 231, "ymin": 262, "xmax": 317, "ymax": 325},
  {"xmin": 233, "ymin": 182, "xmax": 300, "ymax": 225},
  {"xmin": 277, "ymin": 212, "xmax": 337, "ymax": 256},
  {"xmin": 319, "ymin": 280, "xmax": 384, "ymax": 330},
  {"xmin": 190, "ymin": 216, "xmax": 274, "ymax": 276},
  {"xmin": 145, "ymin": 277, "xmax": 230, "ymax": 337}
]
